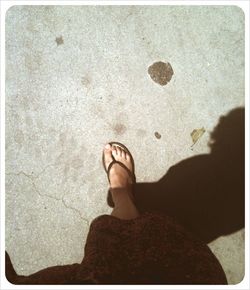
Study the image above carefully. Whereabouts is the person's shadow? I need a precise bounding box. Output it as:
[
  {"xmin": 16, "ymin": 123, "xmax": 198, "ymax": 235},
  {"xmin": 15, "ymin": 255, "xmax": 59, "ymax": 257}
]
[{"xmin": 132, "ymin": 107, "xmax": 245, "ymax": 243}]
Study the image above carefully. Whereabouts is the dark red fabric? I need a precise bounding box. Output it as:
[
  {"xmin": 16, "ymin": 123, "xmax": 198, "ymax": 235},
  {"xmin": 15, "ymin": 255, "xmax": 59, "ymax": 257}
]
[{"xmin": 6, "ymin": 213, "xmax": 227, "ymax": 285}]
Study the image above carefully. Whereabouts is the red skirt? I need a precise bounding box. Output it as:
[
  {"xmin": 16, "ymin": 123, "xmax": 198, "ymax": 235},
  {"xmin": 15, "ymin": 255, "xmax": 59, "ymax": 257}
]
[{"xmin": 6, "ymin": 213, "xmax": 227, "ymax": 284}]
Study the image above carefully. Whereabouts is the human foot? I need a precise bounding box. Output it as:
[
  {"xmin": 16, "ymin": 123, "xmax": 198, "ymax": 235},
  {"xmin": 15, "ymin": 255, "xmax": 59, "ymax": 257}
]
[
  {"xmin": 103, "ymin": 143, "xmax": 139, "ymax": 219},
  {"xmin": 103, "ymin": 143, "xmax": 134, "ymax": 189}
]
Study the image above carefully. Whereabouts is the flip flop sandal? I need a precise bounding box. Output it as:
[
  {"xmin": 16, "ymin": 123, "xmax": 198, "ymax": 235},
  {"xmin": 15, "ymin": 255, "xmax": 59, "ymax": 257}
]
[{"xmin": 102, "ymin": 142, "xmax": 136, "ymax": 207}]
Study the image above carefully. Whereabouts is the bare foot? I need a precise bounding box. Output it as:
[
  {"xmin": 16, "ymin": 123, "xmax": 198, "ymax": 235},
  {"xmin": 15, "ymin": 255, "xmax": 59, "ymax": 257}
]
[
  {"xmin": 103, "ymin": 143, "xmax": 139, "ymax": 219},
  {"xmin": 103, "ymin": 143, "xmax": 133, "ymax": 190}
]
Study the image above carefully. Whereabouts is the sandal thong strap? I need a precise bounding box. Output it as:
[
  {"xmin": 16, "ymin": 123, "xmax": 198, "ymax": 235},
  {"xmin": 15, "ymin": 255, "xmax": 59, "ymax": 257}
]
[{"xmin": 107, "ymin": 160, "xmax": 136, "ymax": 184}]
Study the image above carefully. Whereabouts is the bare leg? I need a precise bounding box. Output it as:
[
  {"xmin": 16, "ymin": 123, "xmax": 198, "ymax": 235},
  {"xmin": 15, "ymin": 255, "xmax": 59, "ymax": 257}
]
[{"xmin": 103, "ymin": 144, "xmax": 140, "ymax": 220}]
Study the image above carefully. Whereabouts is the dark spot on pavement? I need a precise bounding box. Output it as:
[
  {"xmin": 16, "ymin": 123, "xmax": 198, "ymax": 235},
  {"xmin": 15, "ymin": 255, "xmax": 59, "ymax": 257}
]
[
  {"xmin": 55, "ymin": 36, "xmax": 64, "ymax": 46},
  {"xmin": 81, "ymin": 76, "xmax": 91, "ymax": 87},
  {"xmin": 154, "ymin": 132, "xmax": 161, "ymax": 139},
  {"xmin": 148, "ymin": 61, "xmax": 174, "ymax": 86},
  {"xmin": 113, "ymin": 124, "xmax": 127, "ymax": 135}
]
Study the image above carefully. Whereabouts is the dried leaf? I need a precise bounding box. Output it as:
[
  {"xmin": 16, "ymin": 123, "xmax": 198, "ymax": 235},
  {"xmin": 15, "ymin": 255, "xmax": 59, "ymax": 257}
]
[{"xmin": 191, "ymin": 127, "xmax": 205, "ymax": 145}]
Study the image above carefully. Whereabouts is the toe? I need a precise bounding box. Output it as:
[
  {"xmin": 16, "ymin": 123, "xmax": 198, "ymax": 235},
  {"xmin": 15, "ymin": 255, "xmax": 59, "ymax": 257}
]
[
  {"xmin": 116, "ymin": 146, "xmax": 122, "ymax": 156},
  {"xmin": 105, "ymin": 143, "xmax": 111, "ymax": 150},
  {"xmin": 126, "ymin": 152, "xmax": 131, "ymax": 162},
  {"xmin": 104, "ymin": 144, "xmax": 113, "ymax": 170},
  {"xmin": 112, "ymin": 145, "xmax": 117, "ymax": 156},
  {"xmin": 121, "ymin": 148, "xmax": 126, "ymax": 158}
]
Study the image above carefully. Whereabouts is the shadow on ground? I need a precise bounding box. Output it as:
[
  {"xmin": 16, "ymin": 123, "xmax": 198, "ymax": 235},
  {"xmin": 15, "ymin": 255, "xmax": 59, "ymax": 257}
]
[{"xmin": 109, "ymin": 107, "xmax": 245, "ymax": 243}]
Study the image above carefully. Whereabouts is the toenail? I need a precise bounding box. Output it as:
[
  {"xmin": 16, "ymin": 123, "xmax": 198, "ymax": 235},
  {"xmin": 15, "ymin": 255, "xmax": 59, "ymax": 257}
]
[{"xmin": 105, "ymin": 144, "xmax": 111, "ymax": 149}]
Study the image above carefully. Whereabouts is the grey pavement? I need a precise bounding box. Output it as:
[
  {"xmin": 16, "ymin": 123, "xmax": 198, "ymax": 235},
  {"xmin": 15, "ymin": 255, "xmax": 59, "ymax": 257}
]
[{"xmin": 5, "ymin": 5, "xmax": 245, "ymax": 284}]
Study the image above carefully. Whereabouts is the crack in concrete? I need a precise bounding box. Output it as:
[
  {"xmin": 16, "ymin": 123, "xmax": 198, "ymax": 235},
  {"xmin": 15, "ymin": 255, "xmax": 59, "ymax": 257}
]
[
  {"xmin": 33, "ymin": 163, "xmax": 55, "ymax": 179},
  {"xmin": 6, "ymin": 163, "xmax": 55, "ymax": 179},
  {"xmin": 6, "ymin": 170, "xmax": 33, "ymax": 178},
  {"xmin": 61, "ymin": 197, "xmax": 90, "ymax": 227},
  {"xmin": 6, "ymin": 170, "xmax": 90, "ymax": 226}
]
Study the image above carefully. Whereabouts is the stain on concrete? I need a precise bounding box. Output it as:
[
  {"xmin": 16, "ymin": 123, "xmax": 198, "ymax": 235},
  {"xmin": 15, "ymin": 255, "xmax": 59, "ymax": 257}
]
[
  {"xmin": 59, "ymin": 132, "xmax": 67, "ymax": 146},
  {"xmin": 148, "ymin": 61, "xmax": 174, "ymax": 86},
  {"xmin": 71, "ymin": 158, "xmax": 83, "ymax": 169},
  {"xmin": 81, "ymin": 76, "xmax": 91, "ymax": 87},
  {"xmin": 107, "ymin": 94, "xmax": 125, "ymax": 107},
  {"xmin": 113, "ymin": 123, "xmax": 127, "ymax": 135},
  {"xmin": 14, "ymin": 130, "xmax": 24, "ymax": 144},
  {"xmin": 137, "ymin": 129, "xmax": 146, "ymax": 138},
  {"xmin": 55, "ymin": 36, "xmax": 64, "ymax": 46},
  {"xmin": 154, "ymin": 131, "xmax": 162, "ymax": 139},
  {"xmin": 191, "ymin": 127, "xmax": 205, "ymax": 146},
  {"xmin": 25, "ymin": 53, "xmax": 42, "ymax": 71}
]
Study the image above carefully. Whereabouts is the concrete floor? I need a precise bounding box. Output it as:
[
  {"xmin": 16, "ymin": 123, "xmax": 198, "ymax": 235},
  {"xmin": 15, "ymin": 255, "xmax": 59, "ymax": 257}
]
[{"xmin": 5, "ymin": 5, "xmax": 245, "ymax": 284}]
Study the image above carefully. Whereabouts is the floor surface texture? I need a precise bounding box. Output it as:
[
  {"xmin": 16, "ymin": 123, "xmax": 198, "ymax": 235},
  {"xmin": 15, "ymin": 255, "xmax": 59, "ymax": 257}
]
[{"xmin": 5, "ymin": 5, "xmax": 245, "ymax": 284}]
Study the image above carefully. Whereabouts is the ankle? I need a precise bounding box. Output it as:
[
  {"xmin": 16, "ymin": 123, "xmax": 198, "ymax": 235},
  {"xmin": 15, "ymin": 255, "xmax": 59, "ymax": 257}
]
[
  {"xmin": 111, "ymin": 203, "xmax": 140, "ymax": 220},
  {"xmin": 110, "ymin": 188, "xmax": 134, "ymax": 205},
  {"xmin": 110, "ymin": 185, "xmax": 132, "ymax": 192},
  {"xmin": 111, "ymin": 209, "xmax": 139, "ymax": 220}
]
